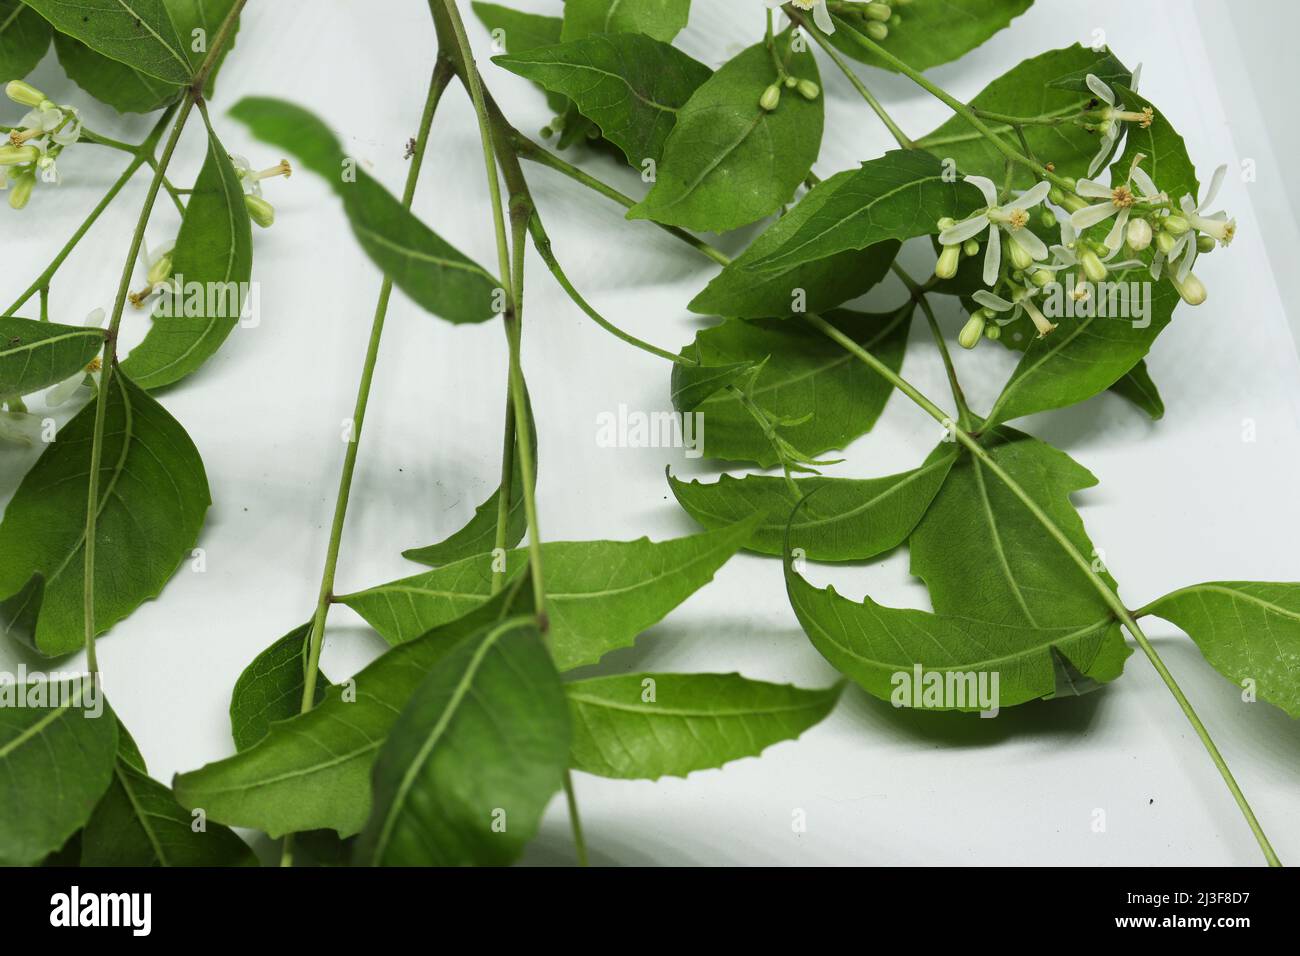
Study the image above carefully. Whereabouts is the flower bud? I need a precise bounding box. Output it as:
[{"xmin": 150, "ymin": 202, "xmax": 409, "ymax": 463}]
[
  {"xmin": 1155, "ymin": 231, "xmax": 1177, "ymax": 255},
  {"xmin": 1168, "ymin": 270, "xmax": 1207, "ymax": 306},
  {"xmin": 890, "ymin": 13, "xmax": 902, "ymax": 27},
  {"xmin": 1126, "ymin": 218, "xmax": 1153, "ymax": 251},
  {"xmin": 0, "ymin": 144, "xmax": 39, "ymax": 166},
  {"xmin": 796, "ymin": 79, "xmax": 820, "ymax": 101},
  {"xmin": 962, "ymin": 238, "xmax": 980, "ymax": 257},
  {"xmin": 1039, "ymin": 208, "xmax": 1057, "ymax": 229},
  {"xmin": 1078, "ymin": 246, "xmax": 1108, "ymax": 283},
  {"xmin": 1030, "ymin": 268, "xmax": 1054, "ymax": 287},
  {"xmin": 5, "ymin": 80, "xmax": 46, "ymax": 108},
  {"xmin": 784, "ymin": 75, "xmax": 799, "ymax": 89},
  {"xmin": 865, "ymin": 21, "xmax": 889, "ymax": 40},
  {"xmin": 147, "ymin": 252, "xmax": 174, "ymax": 287},
  {"xmin": 8, "ymin": 170, "xmax": 35, "ymax": 210},
  {"xmin": 934, "ymin": 244, "xmax": 962, "ymax": 279},
  {"xmin": 1196, "ymin": 234, "xmax": 1216, "ymax": 254},
  {"xmin": 759, "ymin": 83, "xmax": 782, "ymax": 112},
  {"xmin": 244, "ymin": 193, "xmax": 275, "ymax": 228},
  {"xmin": 1008, "ymin": 237, "xmax": 1034, "ymax": 271},
  {"xmin": 864, "ymin": 3, "xmax": 893, "ymax": 21},
  {"xmin": 1162, "ymin": 214, "xmax": 1190, "ymax": 236},
  {"xmin": 984, "ymin": 323, "xmax": 1001, "ymax": 341},
  {"xmin": 936, "ymin": 217, "xmax": 956, "ymax": 231},
  {"xmin": 958, "ymin": 313, "xmax": 986, "ymax": 350}
]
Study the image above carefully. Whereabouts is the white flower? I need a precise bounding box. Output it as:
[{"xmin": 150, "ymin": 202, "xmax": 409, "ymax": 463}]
[
  {"xmin": 46, "ymin": 309, "xmax": 105, "ymax": 408},
  {"xmin": 1084, "ymin": 67, "xmax": 1152, "ymax": 177},
  {"xmin": 1155, "ymin": 164, "xmax": 1232, "ymax": 282},
  {"xmin": 129, "ymin": 238, "xmax": 177, "ymax": 307},
  {"xmin": 767, "ymin": 0, "xmax": 834, "ymax": 34},
  {"xmin": 939, "ymin": 175, "xmax": 1051, "ymax": 286},
  {"xmin": 231, "ymin": 154, "xmax": 291, "ymax": 197},
  {"xmin": 972, "ymin": 286, "xmax": 1057, "ymax": 338},
  {"xmin": 50, "ymin": 106, "xmax": 81, "ymax": 147},
  {"xmin": 1070, "ymin": 154, "xmax": 1161, "ymax": 251}
]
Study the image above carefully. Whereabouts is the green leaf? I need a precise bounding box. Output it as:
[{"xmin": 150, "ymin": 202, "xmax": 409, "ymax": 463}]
[
  {"xmin": 340, "ymin": 519, "xmax": 759, "ymax": 671},
  {"xmin": 689, "ymin": 168, "xmax": 903, "ymax": 319},
  {"xmin": 81, "ymin": 721, "xmax": 257, "ymax": 866},
  {"xmin": 785, "ymin": 563, "xmax": 1129, "ymax": 710},
  {"xmin": 567, "ymin": 672, "xmax": 840, "ymax": 779},
  {"xmin": 0, "ymin": 316, "xmax": 103, "ymax": 403},
  {"xmin": 174, "ymin": 573, "xmax": 536, "ymax": 839},
  {"xmin": 676, "ymin": 307, "xmax": 910, "ymax": 467},
  {"xmin": 669, "ymin": 357, "xmax": 762, "ymax": 413},
  {"xmin": 121, "ymin": 113, "xmax": 252, "ymax": 390},
  {"xmin": 917, "ymin": 45, "xmax": 1131, "ymax": 188},
  {"xmin": 1109, "ymin": 359, "xmax": 1164, "ymax": 420},
  {"xmin": 495, "ymin": 33, "xmax": 710, "ymax": 166},
  {"xmin": 473, "ymin": 1, "xmax": 567, "ymax": 113},
  {"xmin": 356, "ymin": 618, "xmax": 568, "ymax": 866},
  {"xmin": 21, "ymin": 0, "xmax": 195, "ymax": 84},
  {"xmin": 0, "ymin": 370, "xmax": 210, "ymax": 656},
  {"xmin": 229, "ymin": 623, "xmax": 328, "ymax": 752},
  {"xmin": 229, "ymin": 97, "xmax": 500, "ymax": 325},
  {"xmin": 561, "ymin": 0, "xmax": 690, "ymax": 42},
  {"xmin": 0, "ymin": 678, "xmax": 117, "ymax": 866},
  {"xmin": 628, "ymin": 28, "xmax": 822, "ymax": 232},
  {"xmin": 829, "ymin": 0, "xmax": 1033, "ymax": 73},
  {"xmin": 715, "ymin": 151, "xmax": 982, "ymax": 284},
  {"xmin": 0, "ymin": 0, "xmax": 52, "ymax": 80},
  {"xmin": 50, "ymin": 1, "xmax": 241, "ymax": 113},
  {"xmin": 402, "ymin": 388, "xmax": 537, "ymax": 568},
  {"xmin": 669, "ymin": 452, "xmax": 955, "ymax": 561},
  {"xmin": 1143, "ymin": 583, "xmax": 1300, "ymax": 718},
  {"xmin": 909, "ymin": 428, "xmax": 1117, "ymax": 630}
]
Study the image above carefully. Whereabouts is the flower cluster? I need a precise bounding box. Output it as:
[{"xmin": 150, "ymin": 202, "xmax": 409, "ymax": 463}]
[
  {"xmin": 1, "ymin": 81, "xmax": 82, "ymax": 209},
  {"xmin": 933, "ymin": 73, "xmax": 1236, "ymax": 347}
]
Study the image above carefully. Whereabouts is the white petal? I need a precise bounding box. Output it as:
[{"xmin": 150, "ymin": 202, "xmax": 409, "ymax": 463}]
[
  {"xmin": 973, "ymin": 290, "xmax": 1015, "ymax": 312},
  {"xmin": 1104, "ymin": 206, "xmax": 1130, "ymax": 251},
  {"xmin": 938, "ymin": 214, "xmax": 990, "ymax": 245},
  {"xmin": 1130, "ymin": 63, "xmax": 1143, "ymax": 91},
  {"xmin": 1049, "ymin": 244, "xmax": 1077, "ymax": 266},
  {"xmin": 1200, "ymin": 164, "xmax": 1227, "ymax": 211},
  {"xmin": 1168, "ymin": 232, "xmax": 1191, "ymax": 263},
  {"xmin": 1177, "ymin": 243, "xmax": 1198, "ymax": 282},
  {"xmin": 1075, "ymin": 178, "xmax": 1114, "ymax": 199},
  {"xmin": 1058, "ymin": 218, "xmax": 1078, "ymax": 246},
  {"xmin": 45, "ymin": 373, "xmax": 85, "ymax": 408},
  {"xmin": 812, "ymin": 0, "xmax": 835, "ymax": 34},
  {"xmin": 1087, "ymin": 128, "xmax": 1118, "ymax": 178},
  {"xmin": 1085, "ymin": 73, "xmax": 1115, "ymax": 106},
  {"xmin": 1130, "ymin": 166, "xmax": 1159, "ymax": 198},
  {"xmin": 1009, "ymin": 226, "xmax": 1048, "ymax": 261},
  {"xmin": 1179, "ymin": 194, "xmax": 1196, "ymax": 216},
  {"xmin": 1008, "ymin": 179, "xmax": 1051, "ymax": 211},
  {"xmin": 982, "ymin": 225, "xmax": 1001, "ymax": 286},
  {"xmin": 964, "ymin": 175, "xmax": 998, "ymax": 208},
  {"xmin": 1071, "ymin": 202, "xmax": 1119, "ymax": 230},
  {"xmin": 84, "ymin": 307, "xmax": 106, "ymax": 328},
  {"xmin": 1150, "ymin": 251, "xmax": 1165, "ymax": 279},
  {"xmin": 0, "ymin": 411, "xmax": 40, "ymax": 446}
]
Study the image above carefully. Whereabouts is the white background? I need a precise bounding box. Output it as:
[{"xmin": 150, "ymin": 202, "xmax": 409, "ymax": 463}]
[{"xmin": 3, "ymin": 0, "xmax": 1298, "ymax": 866}]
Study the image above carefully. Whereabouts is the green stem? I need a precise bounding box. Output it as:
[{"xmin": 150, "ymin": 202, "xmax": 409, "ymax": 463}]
[
  {"xmin": 509, "ymin": 131, "xmax": 732, "ymax": 266},
  {"xmin": 797, "ymin": 13, "xmax": 913, "ymax": 148},
  {"xmin": 892, "ymin": 263, "xmax": 970, "ymax": 426},
  {"xmin": 563, "ymin": 770, "xmax": 589, "ymax": 866},
  {"xmin": 38, "ymin": 286, "xmax": 48, "ymax": 322},
  {"xmin": 804, "ymin": 311, "xmax": 1281, "ymax": 867},
  {"xmin": 489, "ymin": 389, "xmax": 517, "ymax": 597},
  {"xmin": 528, "ymin": 214, "xmax": 692, "ymax": 366}
]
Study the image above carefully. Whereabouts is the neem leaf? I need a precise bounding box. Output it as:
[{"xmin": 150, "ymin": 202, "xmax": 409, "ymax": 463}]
[
  {"xmin": 229, "ymin": 623, "xmax": 328, "ymax": 752},
  {"xmin": 473, "ymin": 1, "xmax": 567, "ymax": 112},
  {"xmin": 402, "ymin": 387, "xmax": 537, "ymax": 568},
  {"xmin": 829, "ymin": 0, "xmax": 1032, "ymax": 73},
  {"xmin": 21, "ymin": 0, "xmax": 194, "ymax": 85},
  {"xmin": 356, "ymin": 618, "xmax": 568, "ymax": 866},
  {"xmin": 785, "ymin": 563, "xmax": 1129, "ymax": 710},
  {"xmin": 494, "ymin": 33, "xmax": 710, "ymax": 166},
  {"xmin": 725, "ymin": 150, "xmax": 982, "ymax": 280},
  {"xmin": 0, "ymin": 370, "xmax": 210, "ymax": 656},
  {"xmin": 567, "ymin": 672, "xmax": 840, "ymax": 780},
  {"xmin": 81, "ymin": 722, "xmax": 257, "ymax": 866},
  {"xmin": 229, "ymin": 97, "xmax": 499, "ymax": 325},
  {"xmin": 909, "ymin": 428, "xmax": 1117, "ymax": 630},
  {"xmin": 0, "ymin": 0, "xmax": 52, "ymax": 80},
  {"xmin": 174, "ymin": 574, "xmax": 536, "ymax": 839},
  {"xmin": 628, "ymin": 28, "xmax": 822, "ymax": 233},
  {"xmin": 50, "ymin": 0, "xmax": 241, "ymax": 113},
  {"xmin": 339, "ymin": 519, "xmax": 759, "ymax": 671},
  {"xmin": 677, "ymin": 307, "xmax": 910, "ymax": 467},
  {"xmin": 1143, "ymin": 583, "xmax": 1300, "ymax": 718},
  {"xmin": 669, "ymin": 451, "xmax": 955, "ymax": 561},
  {"xmin": 0, "ymin": 316, "xmax": 103, "ymax": 403},
  {"xmin": 0, "ymin": 678, "xmax": 116, "ymax": 866},
  {"xmin": 669, "ymin": 357, "xmax": 762, "ymax": 414},
  {"xmin": 121, "ymin": 112, "xmax": 252, "ymax": 390},
  {"xmin": 1109, "ymin": 359, "xmax": 1164, "ymax": 420},
  {"xmin": 689, "ymin": 168, "xmax": 903, "ymax": 319},
  {"xmin": 561, "ymin": 0, "xmax": 690, "ymax": 43},
  {"xmin": 917, "ymin": 45, "xmax": 1131, "ymax": 188}
]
